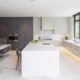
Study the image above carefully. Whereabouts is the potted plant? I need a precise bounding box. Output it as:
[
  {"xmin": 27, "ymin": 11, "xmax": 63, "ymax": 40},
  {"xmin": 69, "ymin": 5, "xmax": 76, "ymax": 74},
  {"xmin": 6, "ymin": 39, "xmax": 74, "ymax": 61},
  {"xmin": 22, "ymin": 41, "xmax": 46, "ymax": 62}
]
[{"xmin": 64, "ymin": 34, "xmax": 69, "ymax": 40}]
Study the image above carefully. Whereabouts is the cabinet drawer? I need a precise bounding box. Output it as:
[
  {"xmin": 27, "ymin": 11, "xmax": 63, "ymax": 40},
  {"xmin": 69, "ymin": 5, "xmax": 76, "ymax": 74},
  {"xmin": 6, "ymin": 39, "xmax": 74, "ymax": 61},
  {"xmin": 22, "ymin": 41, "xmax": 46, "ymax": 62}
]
[
  {"xmin": 0, "ymin": 49, "xmax": 4, "ymax": 54},
  {"xmin": 72, "ymin": 48, "xmax": 80, "ymax": 57},
  {"xmin": 4, "ymin": 46, "xmax": 10, "ymax": 53},
  {"xmin": 63, "ymin": 41, "xmax": 80, "ymax": 57}
]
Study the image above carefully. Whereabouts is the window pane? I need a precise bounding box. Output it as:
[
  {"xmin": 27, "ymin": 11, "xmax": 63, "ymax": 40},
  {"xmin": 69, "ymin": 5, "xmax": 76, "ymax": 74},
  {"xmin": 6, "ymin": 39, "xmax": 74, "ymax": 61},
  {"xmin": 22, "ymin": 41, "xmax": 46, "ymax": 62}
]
[
  {"xmin": 75, "ymin": 21, "xmax": 79, "ymax": 38},
  {"xmin": 75, "ymin": 15, "xmax": 80, "ymax": 20}
]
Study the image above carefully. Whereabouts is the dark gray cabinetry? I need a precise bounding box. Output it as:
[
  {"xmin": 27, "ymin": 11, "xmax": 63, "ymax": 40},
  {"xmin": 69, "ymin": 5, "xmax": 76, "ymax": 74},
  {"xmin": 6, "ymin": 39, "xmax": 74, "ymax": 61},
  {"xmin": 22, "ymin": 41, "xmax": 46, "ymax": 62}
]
[
  {"xmin": 0, "ymin": 46, "xmax": 11, "ymax": 56},
  {"xmin": 4, "ymin": 46, "xmax": 10, "ymax": 53},
  {"xmin": 0, "ymin": 17, "xmax": 33, "ymax": 50},
  {"xmin": 0, "ymin": 49, "xmax": 4, "ymax": 56}
]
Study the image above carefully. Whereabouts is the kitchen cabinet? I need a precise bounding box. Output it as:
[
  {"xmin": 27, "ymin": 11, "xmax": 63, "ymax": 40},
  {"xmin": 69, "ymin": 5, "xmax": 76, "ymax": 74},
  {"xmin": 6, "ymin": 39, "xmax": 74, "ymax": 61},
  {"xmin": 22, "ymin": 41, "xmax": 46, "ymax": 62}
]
[
  {"xmin": 62, "ymin": 41, "xmax": 80, "ymax": 57},
  {"xmin": 42, "ymin": 17, "xmax": 54, "ymax": 30},
  {"xmin": 4, "ymin": 46, "xmax": 11, "ymax": 53},
  {"xmin": 54, "ymin": 18, "xmax": 70, "ymax": 34},
  {"xmin": 33, "ymin": 17, "xmax": 41, "ymax": 34},
  {"xmin": 0, "ymin": 44, "xmax": 11, "ymax": 56},
  {"xmin": 71, "ymin": 44, "xmax": 80, "ymax": 57},
  {"xmin": 51, "ymin": 40, "xmax": 62, "ymax": 47}
]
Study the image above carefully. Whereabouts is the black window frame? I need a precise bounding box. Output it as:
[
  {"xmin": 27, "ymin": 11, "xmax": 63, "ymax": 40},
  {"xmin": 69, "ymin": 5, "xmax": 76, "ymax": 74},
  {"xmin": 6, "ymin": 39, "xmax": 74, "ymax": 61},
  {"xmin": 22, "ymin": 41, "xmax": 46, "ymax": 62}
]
[{"xmin": 73, "ymin": 12, "xmax": 80, "ymax": 39}]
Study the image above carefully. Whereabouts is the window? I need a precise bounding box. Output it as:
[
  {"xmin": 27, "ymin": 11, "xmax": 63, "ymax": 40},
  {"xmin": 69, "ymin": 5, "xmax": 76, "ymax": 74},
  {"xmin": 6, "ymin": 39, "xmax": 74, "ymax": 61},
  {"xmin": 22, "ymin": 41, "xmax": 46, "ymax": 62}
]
[{"xmin": 74, "ymin": 12, "xmax": 80, "ymax": 38}]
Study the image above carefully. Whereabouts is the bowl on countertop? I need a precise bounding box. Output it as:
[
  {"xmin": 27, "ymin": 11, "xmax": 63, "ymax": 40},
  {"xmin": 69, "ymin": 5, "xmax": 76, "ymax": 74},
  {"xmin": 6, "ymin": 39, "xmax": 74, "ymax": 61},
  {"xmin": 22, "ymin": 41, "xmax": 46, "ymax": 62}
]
[{"xmin": 31, "ymin": 40, "xmax": 38, "ymax": 43}]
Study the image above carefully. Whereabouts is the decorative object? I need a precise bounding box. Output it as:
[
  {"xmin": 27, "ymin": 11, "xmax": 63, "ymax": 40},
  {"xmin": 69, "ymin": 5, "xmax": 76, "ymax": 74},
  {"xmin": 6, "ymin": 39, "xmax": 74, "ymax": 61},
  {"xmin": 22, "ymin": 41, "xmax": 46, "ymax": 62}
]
[
  {"xmin": 38, "ymin": 36, "xmax": 41, "ymax": 40},
  {"xmin": 64, "ymin": 34, "xmax": 69, "ymax": 40},
  {"xmin": 31, "ymin": 40, "xmax": 38, "ymax": 43}
]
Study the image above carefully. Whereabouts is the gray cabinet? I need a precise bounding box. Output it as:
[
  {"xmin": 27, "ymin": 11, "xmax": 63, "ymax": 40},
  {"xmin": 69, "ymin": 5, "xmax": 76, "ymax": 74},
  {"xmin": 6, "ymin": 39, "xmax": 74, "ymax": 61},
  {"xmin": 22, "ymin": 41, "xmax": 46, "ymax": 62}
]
[
  {"xmin": 0, "ymin": 45, "xmax": 11, "ymax": 56},
  {"xmin": 0, "ymin": 49, "xmax": 4, "ymax": 56},
  {"xmin": 71, "ymin": 44, "xmax": 80, "ymax": 57},
  {"xmin": 62, "ymin": 41, "xmax": 80, "ymax": 57},
  {"xmin": 0, "ymin": 17, "xmax": 33, "ymax": 50},
  {"xmin": 0, "ymin": 38, "xmax": 7, "ymax": 45},
  {"xmin": 4, "ymin": 46, "xmax": 10, "ymax": 54},
  {"xmin": 33, "ymin": 18, "xmax": 41, "ymax": 34}
]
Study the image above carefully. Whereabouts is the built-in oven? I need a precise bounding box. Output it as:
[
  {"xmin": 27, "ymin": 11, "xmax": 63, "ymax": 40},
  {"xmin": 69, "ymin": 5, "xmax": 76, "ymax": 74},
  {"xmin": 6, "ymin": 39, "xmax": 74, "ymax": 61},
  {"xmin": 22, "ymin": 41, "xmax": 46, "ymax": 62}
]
[{"xmin": 8, "ymin": 33, "xmax": 18, "ymax": 42}]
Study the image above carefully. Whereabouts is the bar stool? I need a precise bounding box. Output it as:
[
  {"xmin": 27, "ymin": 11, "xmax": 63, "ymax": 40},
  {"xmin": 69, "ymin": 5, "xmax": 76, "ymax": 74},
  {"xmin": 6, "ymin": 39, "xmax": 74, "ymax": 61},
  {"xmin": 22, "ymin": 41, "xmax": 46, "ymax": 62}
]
[
  {"xmin": 16, "ymin": 48, "xmax": 21, "ymax": 70},
  {"xmin": 16, "ymin": 45, "xmax": 25, "ymax": 70}
]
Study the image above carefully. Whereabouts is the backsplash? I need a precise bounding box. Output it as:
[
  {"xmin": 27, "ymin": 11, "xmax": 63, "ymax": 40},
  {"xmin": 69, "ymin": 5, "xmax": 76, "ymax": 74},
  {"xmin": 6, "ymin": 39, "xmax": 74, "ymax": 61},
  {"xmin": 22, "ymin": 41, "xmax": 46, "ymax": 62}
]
[
  {"xmin": 41, "ymin": 31, "xmax": 53, "ymax": 40},
  {"xmin": 33, "ymin": 33, "xmax": 64, "ymax": 40},
  {"xmin": 52, "ymin": 34, "xmax": 63, "ymax": 40}
]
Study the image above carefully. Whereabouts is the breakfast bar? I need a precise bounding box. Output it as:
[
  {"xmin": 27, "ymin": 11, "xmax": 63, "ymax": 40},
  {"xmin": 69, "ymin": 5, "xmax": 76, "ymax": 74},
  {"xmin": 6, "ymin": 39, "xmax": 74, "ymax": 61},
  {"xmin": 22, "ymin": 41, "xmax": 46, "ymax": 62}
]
[{"xmin": 22, "ymin": 41, "xmax": 59, "ymax": 78}]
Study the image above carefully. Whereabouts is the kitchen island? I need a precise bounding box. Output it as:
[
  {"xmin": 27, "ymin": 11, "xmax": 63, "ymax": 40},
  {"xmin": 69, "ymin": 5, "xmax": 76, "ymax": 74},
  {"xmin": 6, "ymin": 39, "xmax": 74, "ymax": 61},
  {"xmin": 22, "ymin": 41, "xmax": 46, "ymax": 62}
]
[{"xmin": 22, "ymin": 41, "xmax": 59, "ymax": 78}]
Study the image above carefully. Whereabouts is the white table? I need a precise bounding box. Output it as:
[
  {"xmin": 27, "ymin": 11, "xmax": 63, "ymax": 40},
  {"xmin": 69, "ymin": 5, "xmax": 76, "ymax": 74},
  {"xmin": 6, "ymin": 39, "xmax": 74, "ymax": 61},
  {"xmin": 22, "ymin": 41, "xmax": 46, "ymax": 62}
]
[{"xmin": 22, "ymin": 41, "xmax": 59, "ymax": 78}]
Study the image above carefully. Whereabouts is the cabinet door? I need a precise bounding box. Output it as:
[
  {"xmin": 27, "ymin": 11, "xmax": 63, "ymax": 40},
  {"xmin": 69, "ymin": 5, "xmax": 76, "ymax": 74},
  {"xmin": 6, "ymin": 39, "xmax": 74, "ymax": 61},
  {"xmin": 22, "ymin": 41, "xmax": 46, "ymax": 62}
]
[
  {"xmin": 42, "ymin": 18, "xmax": 54, "ymax": 30},
  {"xmin": 33, "ymin": 18, "xmax": 41, "ymax": 34},
  {"xmin": 54, "ymin": 18, "xmax": 69, "ymax": 34},
  {"xmin": 72, "ymin": 46, "xmax": 80, "ymax": 57},
  {"xmin": 62, "ymin": 41, "xmax": 68, "ymax": 48},
  {"xmin": 4, "ymin": 46, "xmax": 10, "ymax": 53},
  {"xmin": 0, "ymin": 49, "xmax": 4, "ymax": 56},
  {"xmin": 67, "ymin": 43, "xmax": 73, "ymax": 51},
  {"xmin": 63, "ymin": 41, "xmax": 80, "ymax": 58}
]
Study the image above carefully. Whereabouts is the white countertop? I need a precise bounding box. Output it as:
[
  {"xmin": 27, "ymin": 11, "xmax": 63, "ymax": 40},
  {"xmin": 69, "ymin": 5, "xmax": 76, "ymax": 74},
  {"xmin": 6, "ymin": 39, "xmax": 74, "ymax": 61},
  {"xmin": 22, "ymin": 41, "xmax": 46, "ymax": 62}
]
[
  {"xmin": 64, "ymin": 40, "xmax": 80, "ymax": 47},
  {"xmin": 23, "ymin": 41, "xmax": 58, "ymax": 51},
  {"xmin": 0, "ymin": 44, "xmax": 11, "ymax": 50}
]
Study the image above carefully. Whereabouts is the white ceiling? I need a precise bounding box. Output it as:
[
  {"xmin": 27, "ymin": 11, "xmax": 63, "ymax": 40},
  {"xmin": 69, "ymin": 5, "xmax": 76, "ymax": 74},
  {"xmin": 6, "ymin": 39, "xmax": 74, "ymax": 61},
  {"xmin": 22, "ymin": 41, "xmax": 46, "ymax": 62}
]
[{"xmin": 0, "ymin": 0, "xmax": 80, "ymax": 17}]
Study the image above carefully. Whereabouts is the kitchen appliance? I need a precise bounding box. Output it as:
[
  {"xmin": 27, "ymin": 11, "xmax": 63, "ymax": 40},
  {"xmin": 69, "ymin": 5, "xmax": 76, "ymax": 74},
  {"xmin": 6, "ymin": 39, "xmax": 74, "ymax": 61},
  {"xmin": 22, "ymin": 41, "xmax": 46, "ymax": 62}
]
[{"xmin": 8, "ymin": 33, "xmax": 18, "ymax": 42}]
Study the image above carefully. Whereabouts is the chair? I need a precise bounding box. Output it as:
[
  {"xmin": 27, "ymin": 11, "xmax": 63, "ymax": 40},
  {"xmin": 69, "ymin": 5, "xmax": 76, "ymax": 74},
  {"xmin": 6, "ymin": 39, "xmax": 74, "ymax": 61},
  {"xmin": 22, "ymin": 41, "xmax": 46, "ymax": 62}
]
[
  {"xmin": 16, "ymin": 45, "xmax": 25, "ymax": 70},
  {"xmin": 16, "ymin": 48, "xmax": 21, "ymax": 70}
]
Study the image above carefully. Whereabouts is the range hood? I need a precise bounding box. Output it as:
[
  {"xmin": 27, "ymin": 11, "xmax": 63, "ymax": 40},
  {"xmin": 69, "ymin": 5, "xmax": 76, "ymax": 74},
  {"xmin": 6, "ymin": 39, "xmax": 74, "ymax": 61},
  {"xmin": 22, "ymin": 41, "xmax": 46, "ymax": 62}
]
[{"xmin": 41, "ymin": 17, "xmax": 54, "ymax": 30}]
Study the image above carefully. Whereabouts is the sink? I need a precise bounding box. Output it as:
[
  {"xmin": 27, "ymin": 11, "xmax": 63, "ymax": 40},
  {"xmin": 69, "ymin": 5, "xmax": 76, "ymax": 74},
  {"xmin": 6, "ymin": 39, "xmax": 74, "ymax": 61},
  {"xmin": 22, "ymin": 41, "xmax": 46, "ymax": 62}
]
[{"xmin": 43, "ymin": 43, "xmax": 51, "ymax": 45}]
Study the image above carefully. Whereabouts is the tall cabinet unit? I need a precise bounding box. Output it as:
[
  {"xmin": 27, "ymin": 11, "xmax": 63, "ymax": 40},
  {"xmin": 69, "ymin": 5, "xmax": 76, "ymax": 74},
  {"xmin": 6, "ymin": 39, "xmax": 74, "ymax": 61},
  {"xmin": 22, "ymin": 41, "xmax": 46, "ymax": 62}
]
[
  {"xmin": 0, "ymin": 17, "xmax": 33, "ymax": 50},
  {"xmin": 33, "ymin": 17, "xmax": 41, "ymax": 34},
  {"xmin": 54, "ymin": 18, "xmax": 70, "ymax": 34}
]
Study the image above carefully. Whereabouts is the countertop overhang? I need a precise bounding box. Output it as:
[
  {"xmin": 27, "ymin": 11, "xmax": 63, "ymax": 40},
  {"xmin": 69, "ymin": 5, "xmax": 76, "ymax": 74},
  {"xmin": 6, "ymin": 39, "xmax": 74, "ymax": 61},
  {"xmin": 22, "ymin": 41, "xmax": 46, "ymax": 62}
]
[{"xmin": 63, "ymin": 40, "xmax": 80, "ymax": 47}]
